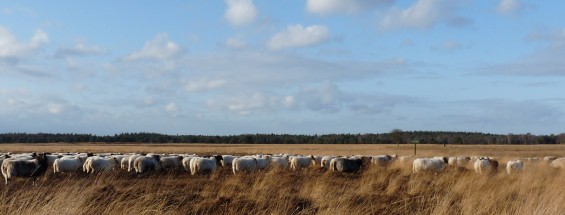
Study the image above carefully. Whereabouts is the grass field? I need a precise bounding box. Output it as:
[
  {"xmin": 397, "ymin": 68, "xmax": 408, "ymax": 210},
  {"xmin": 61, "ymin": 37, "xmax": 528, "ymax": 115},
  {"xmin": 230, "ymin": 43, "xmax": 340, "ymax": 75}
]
[
  {"xmin": 1, "ymin": 143, "xmax": 565, "ymax": 157},
  {"xmin": 1, "ymin": 143, "xmax": 564, "ymax": 214}
]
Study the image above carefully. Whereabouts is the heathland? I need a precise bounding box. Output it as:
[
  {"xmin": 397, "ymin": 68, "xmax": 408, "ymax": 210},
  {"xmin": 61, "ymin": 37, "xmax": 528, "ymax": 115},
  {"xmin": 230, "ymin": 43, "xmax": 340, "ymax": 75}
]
[{"xmin": 0, "ymin": 143, "xmax": 564, "ymax": 214}]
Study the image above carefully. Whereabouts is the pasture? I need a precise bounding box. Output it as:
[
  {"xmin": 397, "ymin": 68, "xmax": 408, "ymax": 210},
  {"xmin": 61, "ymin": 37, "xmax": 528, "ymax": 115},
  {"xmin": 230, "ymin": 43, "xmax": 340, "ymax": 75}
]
[
  {"xmin": 2, "ymin": 143, "xmax": 565, "ymax": 157},
  {"xmin": 1, "ymin": 143, "xmax": 564, "ymax": 214}
]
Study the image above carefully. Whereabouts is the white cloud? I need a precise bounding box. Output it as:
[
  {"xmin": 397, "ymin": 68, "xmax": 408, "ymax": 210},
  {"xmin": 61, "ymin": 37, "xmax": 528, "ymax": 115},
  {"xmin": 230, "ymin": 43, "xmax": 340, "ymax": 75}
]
[
  {"xmin": 202, "ymin": 81, "xmax": 416, "ymax": 116},
  {"xmin": 183, "ymin": 78, "xmax": 228, "ymax": 92},
  {"xmin": 207, "ymin": 92, "xmax": 283, "ymax": 115},
  {"xmin": 225, "ymin": 0, "xmax": 258, "ymax": 26},
  {"xmin": 479, "ymin": 27, "xmax": 565, "ymax": 76},
  {"xmin": 165, "ymin": 102, "xmax": 179, "ymax": 112},
  {"xmin": 282, "ymin": 96, "xmax": 296, "ymax": 108},
  {"xmin": 124, "ymin": 33, "xmax": 182, "ymax": 61},
  {"xmin": 379, "ymin": 0, "xmax": 468, "ymax": 30},
  {"xmin": 0, "ymin": 27, "xmax": 48, "ymax": 58},
  {"xmin": 47, "ymin": 103, "xmax": 65, "ymax": 114},
  {"xmin": 497, "ymin": 0, "xmax": 521, "ymax": 15},
  {"xmin": 55, "ymin": 43, "xmax": 107, "ymax": 58},
  {"xmin": 267, "ymin": 25, "xmax": 330, "ymax": 50},
  {"xmin": 306, "ymin": 0, "xmax": 394, "ymax": 15},
  {"xmin": 380, "ymin": 0, "xmax": 441, "ymax": 30},
  {"xmin": 180, "ymin": 51, "xmax": 414, "ymax": 89},
  {"xmin": 299, "ymin": 82, "xmax": 343, "ymax": 112}
]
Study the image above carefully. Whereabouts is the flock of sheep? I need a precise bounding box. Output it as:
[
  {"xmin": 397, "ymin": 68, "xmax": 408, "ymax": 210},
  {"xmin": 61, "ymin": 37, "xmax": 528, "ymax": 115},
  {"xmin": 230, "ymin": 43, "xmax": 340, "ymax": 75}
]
[{"xmin": 1, "ymin": 152, "xmax": 565, "ymax": 185}]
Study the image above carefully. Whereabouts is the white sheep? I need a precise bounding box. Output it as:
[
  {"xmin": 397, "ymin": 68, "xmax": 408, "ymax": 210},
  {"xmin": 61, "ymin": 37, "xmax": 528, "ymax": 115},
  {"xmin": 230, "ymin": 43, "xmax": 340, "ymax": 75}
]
[
  {"xmin": 412, "ymin": 157, "xmax": 448, "ymax": 173},
  {"xmin": 2, "ymin": 153, "xmax": 49, "ymax": 185},
  {"xmin": 290, "ymin": 156, "xmax": 315, "ymax": 171},
  {"xmin": 550, "ymin": 158, "xmax": 565, "ymax": 169},
  {"xmin": 190, "ymin": 157, "xmax": 217, "ymax": 175},
  {"xmin": 473, "ymin": 158, "xmax": 499, "ymax": 174},
  {"xmin": 313, "ymin": 156, "xmax": 323, "ymax": 167},
  {"xmin": 127, "ymin": 154, "xmax": 142, "ymax": 172},
  {"xmin": 232, "ymin": 157, "xmax": 258, "ymax": 174},
  {"xmin": 320, "ymin": 156, "xmax": 337, "ymax": 169},
  {"xmin": 160, "ymin": 156, "xmax": 183, "ymax": 170},
  {"xmin": 134, "ymin": 155, "xmax": 161, "ymax": 174},
  {"xmin": 53, "ymin": 156, "xmax": 86, "ymax": 173},
  {"xmin": 221, "ymin": 155, "xmax": 236, "ymax": 167},
  {"xmin": 544, "ymin": 156, "xmax": 557, "ymax": 164},
  {"xmin": 270, "ymin": 156, "xmax": 289, "ymax": 169},
  {"xmin": 45, "ymin": 154, "xmax": 63, "ymax": 167},
  {"xmin": 371, "ymin": 155, "xmax": 394, "ymax": 167},
  {"xmin": 329, "ymin": 157, "xmax": 340, "ymax": 171},
  {"xmin": 506, "ymin": 160, "xmax": 524, "ymax": 174},
  {"xmin": 182, "ymin": 156, "xmax": 197, "ymax": 173},
  {"xmin": 448, "ymin": 156, "xmax": 470, "ymax": 167},
  {"xmin": 254, "ymin": 157, "xmax": 270, "ymax": 170},
  {"xmin": 83, "ymin": 156, "xmax": 119, "ymax": 174},
  {"xmin": 120, "ymin": 155, "xmax": 130, "ymax": 170}
]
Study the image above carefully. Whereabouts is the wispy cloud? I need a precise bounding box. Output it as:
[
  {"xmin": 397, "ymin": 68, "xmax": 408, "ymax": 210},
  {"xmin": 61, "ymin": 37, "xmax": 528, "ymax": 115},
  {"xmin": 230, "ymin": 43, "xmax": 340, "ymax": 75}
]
[
  {"xmin": 478, "ymin": 27, "xmax": 565, "ymax": 76},
  {"xmin": 0, "ymin": 27, "xmax": 48, "ymax": 58},
  {"xmin": 306, "ymin": 0, "xmax": 394, "ymax": 15},
  {"xmin": 124, "ymin": 33, "xmax": 183, "ymax": 62},
  {"xmin": 55, "ymin": 43, "xmax": 107, "ymax": 58},
  {"xmin": 225, "ymin": 0, "xmax": 258, "ymax": 27},
  {"xmin": 497, "ymin": 0, "xmax": 521, "ymax": 15},
  {"xmin": 379, "ymin": 0, "xmax": 470, "ymax": 30},
  {"xmin": 267, "ymin": 25, "xmax": 330, "ymax": 50}
]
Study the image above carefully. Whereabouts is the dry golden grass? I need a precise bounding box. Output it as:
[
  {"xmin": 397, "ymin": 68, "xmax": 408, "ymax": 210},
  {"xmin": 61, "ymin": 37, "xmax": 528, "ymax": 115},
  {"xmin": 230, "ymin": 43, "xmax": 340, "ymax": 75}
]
[
  {"xmin": 0, "ymin": 143, "xmax": 564, "ymax": 214},
  {"xmin": 1, "ymin": 143, "xmax": 565, "ymax": 157}
]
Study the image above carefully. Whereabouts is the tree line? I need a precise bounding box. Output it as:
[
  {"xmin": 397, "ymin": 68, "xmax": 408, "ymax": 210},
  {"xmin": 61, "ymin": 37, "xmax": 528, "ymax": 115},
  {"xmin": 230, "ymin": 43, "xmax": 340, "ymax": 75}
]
[{"xmin": 0, "ymin": 131, "xmax": 563, "ymax": 145}]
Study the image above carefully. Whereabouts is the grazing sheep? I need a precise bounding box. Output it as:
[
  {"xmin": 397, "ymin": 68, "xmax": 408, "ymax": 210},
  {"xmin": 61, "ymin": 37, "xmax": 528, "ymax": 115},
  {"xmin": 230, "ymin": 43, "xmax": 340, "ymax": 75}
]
[
  {"xmin": 353, "ymin": 155, "xmax": 374, "ymax": 168},
  {"xmin": 46, "ymin": 154, "xmax": 63, "ymax": 167},
  {"xmin": 160, "ymin": 156, "xmax": 183, "ymax": 170},
  {"xmin": 1, "ymin": 153, "xmax": 48, "ymax": 185},
  {"xmin": 290, "ymin": 156, "xmax": 315, "ymax": 171},
  {"xmin": 203, "ymin": 155, "xmax": 223, "ymax": 167},
  {"xmin": 448, "ymin": 156, "xmax": 471, "ymax": 167},
  {"xmin": 506, "ymin": 160, "xmax": 524, "ymax": 174},
  {"xmin": 83, "ymin": 156, "xmax": 119, "ymax": 174},
  {"xmin": 474, "ymin": 158, "xmax": 499, "ymax": 174},
  {"xmin": 332, "ymin": 157, "xmax": 363, "ymax": 173},
  {"xmin": 232, "ymin": 157, "xmax": 258, "ymax": 174},
  {"xmin": 550, "ymin": 158, "xmax": 565, "ymax": 169},
  {"xmin": 190, "ymin": 157, "xmax": 217, "ymax": 175},
  {"xmin": 412, "ymin": 157, "xmax": 449, "ymax": 173},
  {"xmin": 329, "ymin": 157, "xmax": 340, "ymax": 171},
  {"xmin": 134, "ymin": 155, "xmax": 162, "ymax": 174},
  {"xmin": 127, "ymin": 154, "xmax": 143, "ymax": 172},
  {"xmin": 320, "ymin": 156, "xmax": 337, "ymax": 169},
  {"xmin": 254, "ymin": 157, "xmax": 270, "ymax": 170},
  {"xmin": 182, "ymin": 156, "xmax": 197, "ymax": 173},
  {"xmin": 53, "ymin": 156, "xmax": 86, "ymax": 173},
  {"xmin": 0, "ymin": 154, "xmax": 11, "ymax": 167},
  {"xmin": 313, "ymin": 156, "xmax": 323, "ymax": 167},
  {"xmin": 544, "ymin": 156, "xmax": 557, "ymax": 164},
  {"xmin": 221, "ymin": 155, "xmax": 236, "ymax": 167},
  {"xmin": 371, "ymin": 155, "xmax": 394, "ymax": 167},
  {"xmin": 270, "ymin": 156, "xmax": 290, "ymax": 169},
  {"xmin": 120, "ymin": 155, "xmax": 130, "ymax": 170}
]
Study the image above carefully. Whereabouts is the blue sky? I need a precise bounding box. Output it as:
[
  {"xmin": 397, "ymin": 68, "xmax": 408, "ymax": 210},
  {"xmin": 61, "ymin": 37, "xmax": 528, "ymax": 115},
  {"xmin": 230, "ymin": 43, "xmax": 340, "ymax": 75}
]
[{"xmin": 1, "ymin": 0, "xmax": 564, "ymax": 135}]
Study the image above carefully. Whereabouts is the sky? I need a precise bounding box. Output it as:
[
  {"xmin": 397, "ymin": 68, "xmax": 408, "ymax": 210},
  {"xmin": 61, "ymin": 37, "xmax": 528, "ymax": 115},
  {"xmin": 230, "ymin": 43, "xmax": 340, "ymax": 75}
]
[{"xmin": 1, "ymin": 0, "xmax": 564, "ymax": 135}]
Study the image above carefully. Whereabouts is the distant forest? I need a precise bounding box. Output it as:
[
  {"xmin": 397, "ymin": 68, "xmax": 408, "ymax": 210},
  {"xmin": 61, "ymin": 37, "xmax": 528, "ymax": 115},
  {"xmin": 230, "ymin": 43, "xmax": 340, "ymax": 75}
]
[{"xmin": 0, "ymin": 131, "xmax": 564, "ymax": 145}]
